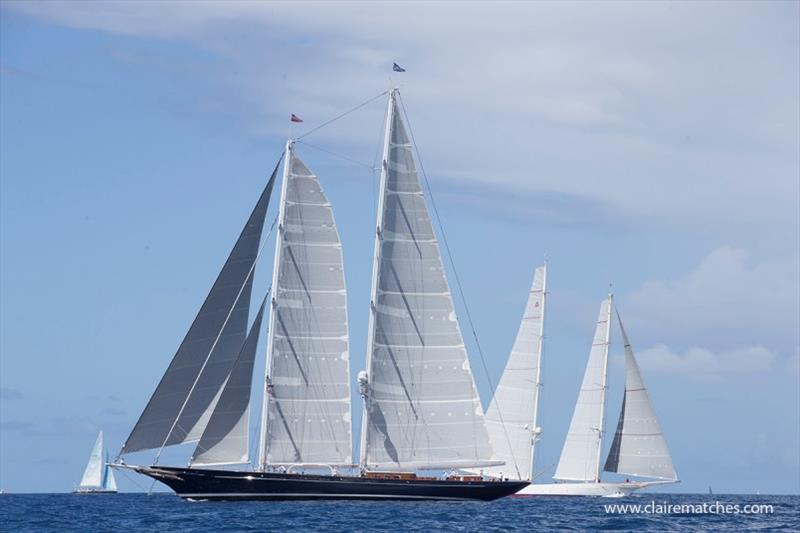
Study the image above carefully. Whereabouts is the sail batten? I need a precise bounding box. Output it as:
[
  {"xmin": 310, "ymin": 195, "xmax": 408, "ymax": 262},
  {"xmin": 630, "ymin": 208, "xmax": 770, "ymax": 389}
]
[
  {"xmin": 260, "ymin": 145, "xmax": 352, "ymax": 468},
  {"xmin": 121, "ymin": 161, "xmax": 279, "ymax": 456},
  {"xmin": 360, "ymin": 90, "xmax": 494, "ymax": 471},
  {"xmin": 603, "ymin": 311, "xmax": 677, "ymax": 481},
  {"xmin": 479, "ymin": 265, "xmax": 547, "ymax": 481},
  {"xmin": 553, "ymin": 296, "xmax": 612, "ymax": 482}
]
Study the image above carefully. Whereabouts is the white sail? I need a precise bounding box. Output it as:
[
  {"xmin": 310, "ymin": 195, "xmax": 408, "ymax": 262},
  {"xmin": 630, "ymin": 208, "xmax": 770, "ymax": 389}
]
[
  {"xmin": 603, "ymin": 311, "xmax": 677, "ymax": 481},
  {"xmin": 121, "ymin": 163, "xmax": 279, "ymax": 455},
  {"xmin": 79, "ymin": 431, "xmax": 105, "ymax": 488},
  {"xmin": 260, "ymin": 144, "xmax": 352, "ymax": 467},
  {"xmin": 481, "ymin": 265, "xmax": 547, "ymax": 480},
  {"xmin": 554, "ymin": 296, "xmax": 612, "ymax": 482},
  {"xmin": 190, "ymin": 296, "xmax": 267, "ymax": 467},
  {"xmin": 360, "ymin": 90, "xmax": 495, "ymax": 471}
]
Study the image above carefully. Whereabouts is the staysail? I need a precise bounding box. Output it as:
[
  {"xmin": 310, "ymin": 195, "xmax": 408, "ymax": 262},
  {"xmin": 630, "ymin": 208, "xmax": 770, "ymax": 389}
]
[
  {"xmin": 603, "ymin": 311, "xmax": 677, "ymax": 480},
  {"xmin": 121, "ymin": 162, "xmax": 279, "ymax": 455},
  {"xmin": 360, "ymin": 90, "xmax": 495, "ymax": 471},
  {"xmin": 79, "ymin": 431, "xmax": 105, "ymax": 488},
  {"xmin": 260, "ymin": 143, "xmax": 352, "ymax": 468},
  {"xmin": 190, "ymin": 295, "xmax": 267, "ymax": 467},
  {"xmin": 481, "ymin": 265, "xmax": 547, "ymax": 480},
  {"xmin": 553, "ymin": 296, "xmax": 612, "ymax": 482}
]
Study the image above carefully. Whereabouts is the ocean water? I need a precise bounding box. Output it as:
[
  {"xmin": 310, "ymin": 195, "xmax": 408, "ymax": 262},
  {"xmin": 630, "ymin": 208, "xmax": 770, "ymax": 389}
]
[{"xmin": 1, "ymin": 493, "xmax": 797, "ymax": 532}]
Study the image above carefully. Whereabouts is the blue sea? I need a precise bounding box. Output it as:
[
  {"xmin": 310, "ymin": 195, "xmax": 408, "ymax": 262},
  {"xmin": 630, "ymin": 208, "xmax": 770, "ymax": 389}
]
[{"xmin": 1, "ymin": 493, "xmax": 797, "ymax": 531}]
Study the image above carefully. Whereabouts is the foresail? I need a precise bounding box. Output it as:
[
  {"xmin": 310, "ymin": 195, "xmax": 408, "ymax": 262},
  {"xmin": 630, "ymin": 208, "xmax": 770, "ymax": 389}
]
[
  {"xmin": 79, "ymin": 431, "xmax": 104, "ymax": 487},
  {"xmin": 190, "ymin": 296, "xmax": 267, "ymax": 467},
  {"xmin": 604, "ymin": 312, "xmax": 677, "ymax": 480},
  {"xmin": 121, "ymin": 161, "xmax": 279, "ymax": 455},
  {"xmin": 361, "ymin": 92, "xmax": 493, "ymax": 470},
  {"xmin": 262, "ymin": 148, "xmax": 352, "ymax": 466},
  {"xmin": 553, "ymin": 296, "xmax": 612, "ymax": 482},
  {"xmin": 481, "ymin": 265, "xmax": 547, "ymax": 480}
]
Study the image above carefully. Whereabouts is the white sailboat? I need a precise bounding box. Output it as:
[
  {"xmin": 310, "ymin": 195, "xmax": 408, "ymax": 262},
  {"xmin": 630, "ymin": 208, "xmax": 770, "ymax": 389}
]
[
  {"xmin": 74, "ymin": 430, "xmax": 117, "ymax": 494},
  {"xmin": 486, "ymin": 292, "xmax": 677, "ymax": 497}
]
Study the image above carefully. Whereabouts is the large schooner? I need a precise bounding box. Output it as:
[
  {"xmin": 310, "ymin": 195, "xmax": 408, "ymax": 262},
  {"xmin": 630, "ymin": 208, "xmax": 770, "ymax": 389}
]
[{"xmin": 113, "ymin": 88, "xmax": 527, "ymax": 501}]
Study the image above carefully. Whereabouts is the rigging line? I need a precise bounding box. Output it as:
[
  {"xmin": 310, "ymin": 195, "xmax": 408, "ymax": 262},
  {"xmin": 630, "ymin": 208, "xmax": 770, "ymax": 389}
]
[
  {"xmin": 396, "ymin": 92, "xmax": 522, "ymax": 480},
  {"xmin": 296, "ymin": 90, "xmax": 389, "ymax": 140},
  {"xmin": 151, "ymin": 212, "xmax": 280, "ymax": 467},
  {"xmin": 295, "ymin": 140, "xmax": 376, "ymax": 170}
]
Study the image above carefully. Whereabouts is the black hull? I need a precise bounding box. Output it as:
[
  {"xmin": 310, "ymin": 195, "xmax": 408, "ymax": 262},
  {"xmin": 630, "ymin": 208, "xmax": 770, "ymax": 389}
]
[{"xmin": 133, "ymin": 466, "xmax": 528, "ymax": 502}]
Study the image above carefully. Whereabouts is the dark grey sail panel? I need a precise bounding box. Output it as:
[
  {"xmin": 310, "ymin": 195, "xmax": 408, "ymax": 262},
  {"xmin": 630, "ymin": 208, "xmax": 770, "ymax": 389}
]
[
  {"xmin": 190, "ymin": 296, "xmax": 267, "ymax": 466},
  {"xmin": 121, "ymin": 161, "xmax": 279, "ymax": 455}
]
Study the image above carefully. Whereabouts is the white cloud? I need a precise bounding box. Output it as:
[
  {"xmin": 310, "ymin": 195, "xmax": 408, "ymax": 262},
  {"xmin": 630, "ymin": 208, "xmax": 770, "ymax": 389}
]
[
  {"xmin": 3, "ymin": 0, "xmax": 798, "ymax": 236},
  {"xmin": 624, "ymin": 246, "xmax": 799, "ymax": 353},
  {"xmin": 635, "ymin": 343, "xmax": 775, "ymax": 381}
]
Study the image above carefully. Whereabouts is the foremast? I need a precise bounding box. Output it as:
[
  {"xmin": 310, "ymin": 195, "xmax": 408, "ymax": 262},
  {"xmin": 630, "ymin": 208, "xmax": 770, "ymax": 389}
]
[{"xmin": 258, "ymin": 139, "xmax": 294, "ymax": 471}]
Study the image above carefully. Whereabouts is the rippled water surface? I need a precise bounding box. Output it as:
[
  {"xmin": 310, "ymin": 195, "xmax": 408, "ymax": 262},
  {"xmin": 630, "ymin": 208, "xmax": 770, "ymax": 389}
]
[{"xmin": 1, "ymin": 493, "xmax": 797, "ymax": 531}]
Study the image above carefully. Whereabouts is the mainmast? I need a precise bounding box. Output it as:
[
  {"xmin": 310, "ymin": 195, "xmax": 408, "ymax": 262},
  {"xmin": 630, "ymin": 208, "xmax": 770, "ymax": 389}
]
[
  {"xmin": 594, "ymin": 291, "xmax": 612, "ymax": 482},
  {"xmin": 529, "ymin": 262, "xmax": 548, "ymax": 480},
  {"xmin": 359, "ymin": 89, "xmax": 396, "ymax": 469}
]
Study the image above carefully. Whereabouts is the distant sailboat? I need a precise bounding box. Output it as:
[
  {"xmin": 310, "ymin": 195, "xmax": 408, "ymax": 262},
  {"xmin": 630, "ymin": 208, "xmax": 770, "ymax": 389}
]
[
  {"xmin": 487, "ymin": 293, "xmax": 677, "ymax": 497},
  {"xmin": 74, "ymin": 431, "xmax": 117, "ymax": 494}
]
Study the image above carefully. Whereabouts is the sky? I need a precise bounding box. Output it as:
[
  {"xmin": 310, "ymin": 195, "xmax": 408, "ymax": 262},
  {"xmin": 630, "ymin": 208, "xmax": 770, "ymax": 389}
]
[{"xmin": 0, "ymin": 1, "xmax": 798, "ymax": 494}]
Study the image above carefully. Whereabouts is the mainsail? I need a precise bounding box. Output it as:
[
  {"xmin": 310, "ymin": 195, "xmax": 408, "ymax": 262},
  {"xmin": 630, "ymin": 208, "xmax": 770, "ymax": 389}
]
[
  {"xmin": 79, "ymin": 431, "xmax": 105, "ymax": 488},
  {"xmin": 553, "ymin": 296, "xmax": 612, "ymax": 482},
  {"xmin": 603, "ymin": 311, "xmax": 677, "ymax": 480},
  {"xmin": 260, "ymin": 143, "xmax": 352, "ymax": 468},
  {"xmin": 121, "ymin": 162, "xmax": 278, "ymax": 455},
  {"xmin": 481, "ymin": 265, "xmax": 547, "ymax": 480},
  {"xmin": 190, "ymin": 296, "xmax": 267, "ymax": 467},
  {"xmin": 360, "ymin": 90, "xmax": 495, "ymax": 471}
]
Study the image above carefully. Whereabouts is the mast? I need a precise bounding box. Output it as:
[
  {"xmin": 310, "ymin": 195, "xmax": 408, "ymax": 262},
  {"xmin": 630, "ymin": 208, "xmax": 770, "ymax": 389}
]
[
  {"xmin": 258, "ymin": 140, "xmax": 352, "ymax": 468},
  {"xmin": 258, "ymin": 139, "xmax": 293, "ymax": 471},
  {"xmin": 359, "ymin": 90, "xmax": 395, "ymax": 469},
  {"xmin": 529, "ymin": 262, "xmax": 547, "ymax": 480},
  {"xmin": 594, "ymin": 291, "xmax": 612, "ymax": 482}
]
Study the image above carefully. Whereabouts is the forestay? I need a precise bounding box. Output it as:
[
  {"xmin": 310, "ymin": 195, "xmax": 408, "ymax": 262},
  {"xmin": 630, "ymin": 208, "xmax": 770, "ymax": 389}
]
[
  {"xmin": 604, "ymin": 311, "xmax": 677, "ymax": 480},
  {"xmin": 361, "ymin": 91, "xmax": 494, "ymax": 470},
  {"xmin": 481, "ymin": 265, "xmax": 547, "ymax": 481},
  {"xmin": 190, "ymin": 296, "xmax": 267, "ymax": 467},
  {"xmin": 554, "ymin": 296, "xmax": 612, "ymax": 482},
  {"xmin": 121, "ymin": 163, "xmax": 278, "ymax": 455},
  {"xmin": 262, "ymin": 146, "xmax": 352, "ymax": 467}
]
